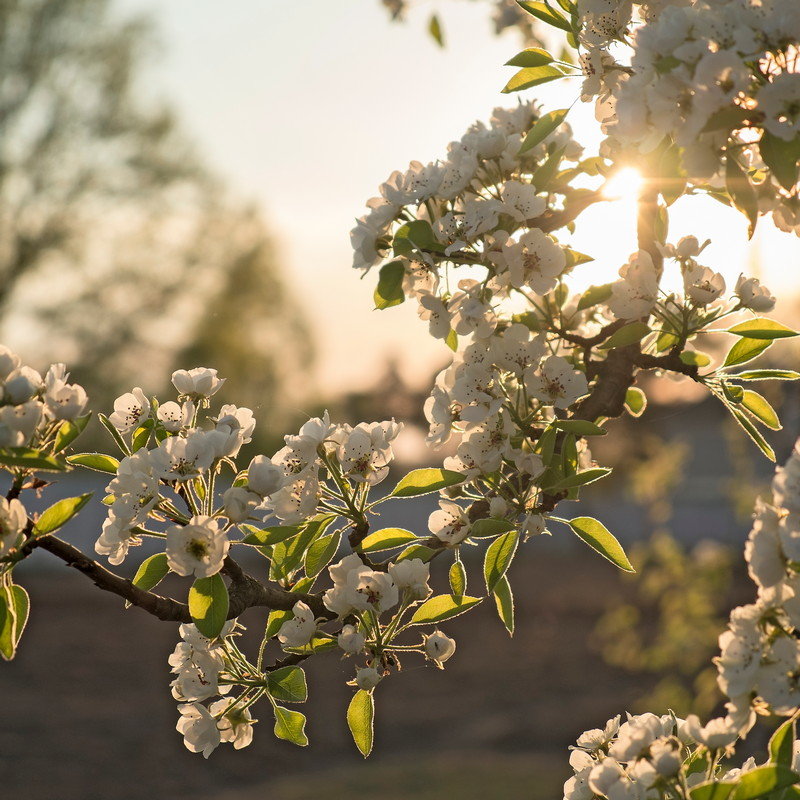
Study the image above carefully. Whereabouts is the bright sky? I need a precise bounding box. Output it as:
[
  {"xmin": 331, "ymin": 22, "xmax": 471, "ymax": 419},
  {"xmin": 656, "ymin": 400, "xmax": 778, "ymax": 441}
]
[{"xmin": 116, "ymin": 0, "xmax": 800, "ymax": 394}]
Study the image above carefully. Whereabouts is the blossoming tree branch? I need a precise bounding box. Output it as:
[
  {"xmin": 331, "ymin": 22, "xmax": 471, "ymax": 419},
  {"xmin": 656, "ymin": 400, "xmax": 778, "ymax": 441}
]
[{"xmin": 3, "ymin": 0, "xmax": 800, "ymax": 794}]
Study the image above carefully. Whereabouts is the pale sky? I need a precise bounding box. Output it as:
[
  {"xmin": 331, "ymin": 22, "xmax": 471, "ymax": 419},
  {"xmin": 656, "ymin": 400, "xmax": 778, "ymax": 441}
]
[{"xmin": 115, "ymin": 0, "xmax": 800, "ymax": 394}]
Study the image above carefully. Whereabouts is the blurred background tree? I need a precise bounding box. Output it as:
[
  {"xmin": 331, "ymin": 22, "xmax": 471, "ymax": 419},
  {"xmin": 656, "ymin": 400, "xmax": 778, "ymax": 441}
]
[{"xmin": 0, "ymin": 0, "xmax": 313, "ymax": 443}]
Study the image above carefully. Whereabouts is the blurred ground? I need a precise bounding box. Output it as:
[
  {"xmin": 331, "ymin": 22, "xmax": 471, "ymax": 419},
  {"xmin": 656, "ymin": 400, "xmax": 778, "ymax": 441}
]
[{"xmin": 2, "ymin": 552, "xmax": 677, "ymax": 800}]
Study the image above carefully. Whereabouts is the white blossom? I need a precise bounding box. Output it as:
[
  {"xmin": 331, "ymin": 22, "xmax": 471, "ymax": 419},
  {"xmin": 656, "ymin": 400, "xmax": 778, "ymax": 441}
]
[
  {"xmin": 172, "ymin": 368, "xmax": 225, "ymax": 400},
  {"xmin": 176, "ymin": 703, "xmax": 221, "ymax": 758},
  {"xmin": 109, "ymin": 388, "xmax": 150, "ymax": 433},
  {"xmin": 166, "ymin": 516, "xmax": 230, "ymax": 578},
  {"xmin": 424, "ymin": 630, "xmax": 457, "ymax": 664},
  {"xmin": 355, "ymin": 666, "xmax": 382, "ymax": 690},
  {"xmin": 0, "ymin": 497, "xmax": 26, "ymax": 557},
  {"xmin": 277, "ymin": 601, "xmax": 317, "ymax": 648},
  {"xmin": 337, "ymin": 624, "xmax": 366, "ymax": 655},
  {"xmin": 428, "ymin": 499, "xmax": 472, "ymax": 546}
]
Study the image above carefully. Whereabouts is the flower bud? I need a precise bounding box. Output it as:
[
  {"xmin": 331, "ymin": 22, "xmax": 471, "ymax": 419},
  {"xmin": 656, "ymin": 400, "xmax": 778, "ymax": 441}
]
[
  {"xmin": 247, "ymin": 455, "xmax": 284, "ymax": 497},
  {"xmin": 355, "ymin": 666, "xmax": 381, "ymax": 690},
  {"xmin": 425, "ymin": 630, "xmax": 456, "ymax": 664},
  {"xmin": 222, "ymin": 486, "xmax": 260, "ymax": 523},
  {"xmin": 171, "ymin": 367, "xmax": 225, "ymax": 400},
  {"xmin": 337, "ymin": 624, "xmax": 365, "ymax": 654},
  {"xmin": 489, "ymin": 496, "xmax": 508, "ymax": 518}
]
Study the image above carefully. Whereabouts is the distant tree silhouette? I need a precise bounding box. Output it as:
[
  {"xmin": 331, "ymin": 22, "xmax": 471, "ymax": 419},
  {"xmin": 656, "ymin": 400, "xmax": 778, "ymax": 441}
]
[{"xmin": 0, "ymin": 0, "xmax": 312, "ymax": 418}]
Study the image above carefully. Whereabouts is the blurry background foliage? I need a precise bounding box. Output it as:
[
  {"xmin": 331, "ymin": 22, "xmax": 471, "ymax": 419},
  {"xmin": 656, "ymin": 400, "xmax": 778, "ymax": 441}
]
[
  {"xmin": 592, "ymin": 435, "xmax": 740, "ymax": 718},
  {"xmin": 0, "ymin": 0, "xmax": 313, "ymax": 450}
]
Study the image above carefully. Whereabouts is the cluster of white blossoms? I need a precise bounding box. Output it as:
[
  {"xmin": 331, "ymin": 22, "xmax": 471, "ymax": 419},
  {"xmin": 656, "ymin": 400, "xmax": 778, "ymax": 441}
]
[
  {"xmin": 170, "ymin": 623, "xmax": 256, "ymax": 758},
  {"xmin": 715, "ymin": 438, "xmax": 800, "ymax": 728},
  {"xmin": 0, "ymin": 346, "xmax": 88, "ymax": 557},
  {"xmin": 355, "ymin": 104, "xmax": 787, "ymax": 585},
  {"xmin": 86, "ymin": 369, "xmax": 475, "ymax": 755},
  {"xmin": 351, "ymin": 99, "xmax": 582, "ymax": 284},
  {"xmin": 609, "ymin": 235, "xmax": 775, "ymax": 322},
  {"xmin": 563, "ymin": 441, "xmax": 800, "ymax": 800},
  {"xmin": 96, "ymin": 369, "xmax": 405, "ymax": 569},
  {"xmin": 0, "ymin": 345, "xmax": 87, "ymax": 448},
  {"xmin": 581, "ymin": 0, "xmax": 800, "ymax": 231},
  {"xmin": 562, "ymin": 710, "xmax": 762, "ymax": 800}
]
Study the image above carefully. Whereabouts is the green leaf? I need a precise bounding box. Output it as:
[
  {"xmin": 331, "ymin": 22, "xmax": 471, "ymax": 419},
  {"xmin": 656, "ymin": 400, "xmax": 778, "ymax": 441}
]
[
  {"xmin": 395, "ymin": 544, "xmax": 437, "ymax": 563},
  {"xmin": 427, "ymin": 13, "xmax": 444, "ymax": 47},
  {"xmin": 728, "ymin": 318, "xmax": 799, "ymax": 340},
  {"xmin": 502, "ymin": 65, "xmax": 565, "ymax": 94},
  {"xmin": 188, "ymin": 574, "xmax": 229, "ymax": 639},
  {"xmin": 564, "ymin": 249, "xmax": 594, "ymax": 269},
  {"xmin": 132, "ymin": 424, "xmax": 152, "ymax": 453},
  {"xmin": 286, "ymin": 633, "xmax": 338, "ymax": 655},
  {"xmin": 273, "ymin": 705, "xmax": 309, "ymax": 747},
  {"xmin": 130, "ymin": 553, "xmax": 170, "ymax": 594},
  {"xmin": 517, "ymin": 1, "xmax": 573, "ymax": 32},
  {"xmin": 690, "ymin": 781, "xmax": 737, "ymax": 800},
  {"xmin": 374, "ymin": 260, "xmax": 406, "ymax": 310},
  {"xmin": 241, "ymin": 523, "xmax": 303, "ymax": 546},
  {"xmin": 445, "ymin": 328, "xmax": 458, "ymax": 352},
  {"xmin": 267, "ymin": 666, "xmax": 308, "ymax": 703},
  {"xmin": 483, "ymin": 530, "xmax": 519, "ymax": 593},
  {"xmin": 270, "ymin": 514, "xmax": 336, "ymax": 582},
  {"xmin": 726, "ymin": 156, "xmax": 758, "ymax": 238},
  {"xmin": 769, "ymin": 718, "xmax": 796, "ymax": 767},
  {"xmin": 734, "ymin": 765, "xmax": 800, "ymax": 800},
  {"xmin": 600, "ymin": 321, "xmax": 651, "ymax": 349},
  {"xmin": 54, "ymin": 413, "xmax": 92, "ymax": 453},
  {"xmin": 360, "ymin": 528, "xmax": 418, "ymax": 553},
  {"xmin": 390, "ymin": 468, "xmax": 464, "ymax": 498},
  {"xmin": 533, "ymin": 146, "xmax": 566, "ymax": 190},
  {"xmin": 741, "ymin": 390, "xmax": 781, "ymax": 430},
  {"xmin": 759, "ymin": 129, "xmax": 800, "ymax": 192},
  {"xmin": 535, "ymin": 426, "xmax": 557, "ymax": 463},
  {"xmin": 727, "ymin": 404, "xmax": 776, "ymax": 461},
  {"xmin": 0, "ymin": 447, "xmax": 67, "ymax": 472},
  {"xmin": 679, "ymin": 350, "xmax": 711, "ymax": 367},
  {"xmin": 264, "ymin": 609, "xmax": 293, "ymax": 640},
  {"xmin": 568, "ymin": 517, "xmax": 634, "ymax": 572},
  {"xmin": 519, "ymin": 108, "xmax": 569, "ymax": 154},
  {"xmin": 680, "ymin": 350, "xmax": 712, "ymax": 367},
  {"xmin": 655, "ymin": 330, "xmax": 681, "ymax": 352},
  {"xmin": 409, "ymin": 594, "xmax": 482, "ymax": 625},
  {"xmin": 551, "ymin": 419, "xmax": 606, "ymax": 436},
  {"xmin": 624, "ymin": 387, "xmax": 647, "ymax": 417},
  {"xmin": 67, "ymin": 452, "xmax": 120, "ymax": 474},
  {"xmin": 34, "ymin": 493, "xmax": 93, "ymax": 536},
  {"xmin": 732, "ymin": 370, "xmax": 800, "ymax": 381},
  {"xmin": 98, "ymin": 413, "xmax": 131, "ymax": 456},
  {"xmin": 470, "ymin": 518, "xmax": 516, "ymax": 538},
  {"xmin": 304, "ymin": 529, "xmax": 342, "ymax": 578},
  {"xmin": 0, "ymin": 583, "xmax": 29, "ymax": 660},
  {"xmin": 393, "ymin": 220, "xmax": 443, "ymax": 257},
  {"xmin": 546, "ymin": 467, "xmax": 611, "ymax": 492},
  {"xmin": 723, "ymin": 337, "xmax": 771, "ymax": 368},
  {"xmin": 347, "ymin": 689, "xmax": 374, "ymax": 758},
  {"xmin": 449, "ymin": 560, "xmax": 466, "ymax": 598},
  {"xmin": 493, "ymin": 574, "xmax": 515, "ymax": 636},
  {"xmin": 505, "ymin": 47, "xmax": 554, "ymax": 68},
  {"xmin": 577, "ymin": 283, "xmax": 613, "ymax": 311}
]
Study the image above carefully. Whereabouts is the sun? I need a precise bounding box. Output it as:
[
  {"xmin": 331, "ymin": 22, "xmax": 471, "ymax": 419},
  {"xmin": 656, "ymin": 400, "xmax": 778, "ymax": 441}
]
[{"xmin": 602, "ymin": 166, "xmax": 644, "ymax": 202}]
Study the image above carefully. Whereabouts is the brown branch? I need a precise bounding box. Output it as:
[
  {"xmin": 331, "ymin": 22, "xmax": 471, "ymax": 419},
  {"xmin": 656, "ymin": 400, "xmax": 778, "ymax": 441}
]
[
  {"xmin": 32, "ymin": 534, "xmax": 332, "ymax": 623},
  {"xmin": 35, "ymin": 534, "xmax": 190, "ymax": 622}
]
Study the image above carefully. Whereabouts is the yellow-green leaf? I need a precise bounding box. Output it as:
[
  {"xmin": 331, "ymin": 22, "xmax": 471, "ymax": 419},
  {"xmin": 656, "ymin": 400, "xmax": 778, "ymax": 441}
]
[
  {"xmin": 188, "ymin": 574, "xmax": 229, "ymax": 639},
  {"xmin": 568, "ymin": 517, "xmax": 634, "ymax": 572},
  {"xmin": 347, "ymin": 689, "xmax": 374, "ymax": 758}
]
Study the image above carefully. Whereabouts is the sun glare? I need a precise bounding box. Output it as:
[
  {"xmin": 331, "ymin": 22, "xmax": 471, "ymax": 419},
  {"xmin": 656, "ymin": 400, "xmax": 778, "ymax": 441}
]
[{"xmin": 602, "ymin": 166, "xmax": 644, "ymax": 202}]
